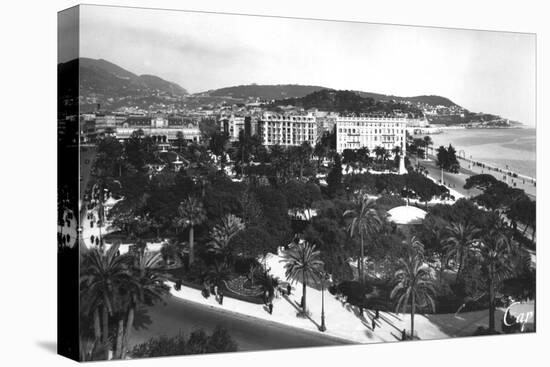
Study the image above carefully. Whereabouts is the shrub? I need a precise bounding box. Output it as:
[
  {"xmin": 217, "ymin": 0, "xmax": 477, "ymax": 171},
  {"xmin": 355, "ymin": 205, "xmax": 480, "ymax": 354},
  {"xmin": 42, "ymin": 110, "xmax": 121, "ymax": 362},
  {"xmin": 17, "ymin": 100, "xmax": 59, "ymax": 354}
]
[
  {"xmin": 336, "ymin": 281, "xmax": 373, "ymax": 306},
  {"xmin": 207, "ymin": 326, "xmax": 238, "ymax": 353},
  {"xmin": 131, "ymin": 334, "xmax": 187, "ymax": 358},
  {"xmin": 234, "ymin": 257, "xmax": 260, "ymax": 275},
  {"xmin": 186, "ymin": 329, "xmax": 210, "ymax": 354},
  {"xmin": 131, "ymin": 326, "xmax": 238, "ymax": 358}
]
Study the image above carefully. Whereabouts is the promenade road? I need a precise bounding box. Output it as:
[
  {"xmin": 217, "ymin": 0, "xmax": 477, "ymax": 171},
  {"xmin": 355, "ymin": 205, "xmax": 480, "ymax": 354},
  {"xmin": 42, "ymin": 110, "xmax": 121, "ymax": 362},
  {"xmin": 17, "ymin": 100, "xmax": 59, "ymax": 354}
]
[{"xmin": 129, "ymin": 295, "xmax": 352, "ymax": 353}]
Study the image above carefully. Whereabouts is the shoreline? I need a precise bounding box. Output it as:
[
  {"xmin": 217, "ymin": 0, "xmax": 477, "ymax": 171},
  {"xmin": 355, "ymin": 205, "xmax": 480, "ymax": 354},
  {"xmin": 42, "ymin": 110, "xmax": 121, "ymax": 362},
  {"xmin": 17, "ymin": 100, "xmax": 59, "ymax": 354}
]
[
  {"xmin": 419, "ymin": 127, "xmax": 536, "ymax": 184},
  {"xmin": 421, "ymin": 152, "xmax": 536, "ymax": 199}
]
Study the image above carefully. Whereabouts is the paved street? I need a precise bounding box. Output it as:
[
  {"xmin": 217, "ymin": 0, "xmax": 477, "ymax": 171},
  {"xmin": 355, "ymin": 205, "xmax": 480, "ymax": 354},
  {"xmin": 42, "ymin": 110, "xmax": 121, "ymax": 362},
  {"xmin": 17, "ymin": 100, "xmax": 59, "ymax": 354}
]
[
  {"xmin": 129, "ymin": 296, "xmax": 352, "ymax": 353},
  {"xmin": 79, "ymin": 144, "xmax": 97, "ymax": 203},
  {"xmin": 411, "ymin": 156, "xmax": 482, "ymax": 198}
]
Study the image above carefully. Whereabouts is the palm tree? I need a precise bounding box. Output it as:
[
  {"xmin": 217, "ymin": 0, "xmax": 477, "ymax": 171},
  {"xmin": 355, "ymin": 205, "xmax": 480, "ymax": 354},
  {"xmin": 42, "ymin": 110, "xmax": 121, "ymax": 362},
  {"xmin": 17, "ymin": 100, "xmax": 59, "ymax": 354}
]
[
  {"xmin": 471, "ymin": 215, "xmax": 517, "ymax": 332},
  {"xmin": 392, "ymin": 145, "xmax": 401, "ymax": 158},
  {"xmin": 374, "ymin": 146, "xmax": 389, "ymax": 162},
  {"xmin": 423, "ymin": 136, "xmax": 433, "ymax": 156},
  {"xmin": 297, "ymin": 142, "xmax": 313, "ymax": 179},
  {"xmin": 160, "ymin": 239, "xmax": 182, "ymax": 266},
  {"xmin": 356, "ymin": 146, "xmax": 371, "ymax": 172},
  {"xmin": 442, "ymin": 222, "xmax": 481, "ymax": 283},
  {"xmin": 119, "ymin": 250, "xmax": 170, "ymax": 359},
  {"xmin": 175, "ymin": 197, "xmax": 207, "ymax": 265},
  {"xmin": 205, "ymin": 261, "xmax": 233, "ymax": 287},
  {"xmin": 207, "ymin": 214, "xmax": 245, "ymax": 265},
  {"xmin": 80, "ymin": 243, "xmax": 130, "ymax": 359},
  {"xmin": 314, "ymin": 142, "xmax": 328, "ymax": 171},
  {"xmin": 280, "ymin": 241, "xmax": 324, "ymax": 313},
  {"xmin": 344, "ymin": 195, "xmax": 382, "ymax": 283},
  {"xmin": 391, "ymin": 238, "xmax": 436, "ymax": 340}
]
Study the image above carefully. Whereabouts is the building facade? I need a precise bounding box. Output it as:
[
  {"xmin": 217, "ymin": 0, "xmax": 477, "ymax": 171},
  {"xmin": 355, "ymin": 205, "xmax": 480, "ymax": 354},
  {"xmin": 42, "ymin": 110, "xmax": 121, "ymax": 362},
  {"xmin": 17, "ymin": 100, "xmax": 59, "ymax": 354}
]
[
  {"xmin": 220, "ymin": 115, "xmax": 245, "ymax": 141},
  {"xmin": 115, "ymin": 115, "xmax": 201, "ymax": 143},
  {"xmin": 336, "ymin": 116, "xmax": 407, "ymax": 154},
  {"xmin": 258, "ymin": 113, "xmax": 317, "ymax": 147}
]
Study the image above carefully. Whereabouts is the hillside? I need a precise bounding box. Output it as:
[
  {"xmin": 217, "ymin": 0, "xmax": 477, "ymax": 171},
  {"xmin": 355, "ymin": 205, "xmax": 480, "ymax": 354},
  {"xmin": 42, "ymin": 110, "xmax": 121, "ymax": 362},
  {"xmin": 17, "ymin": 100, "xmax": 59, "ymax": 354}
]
[
  {"xmin": 272, "ymin": 89, "xmax": 424, "ymax": 116},
  {"xmin": 200, "ymin": 84, "xmax": 326, "ymax": 100},
  {"xmin": 58, "ymin": 58, "xmax": 188, "ymax": 105},
  {"xmin": 355, "ymin": 91, "xmax": 457, "ymax": 107},
  {"xmin": 200, "ymin": 84, "xmax": 458, "ymax": 108}
]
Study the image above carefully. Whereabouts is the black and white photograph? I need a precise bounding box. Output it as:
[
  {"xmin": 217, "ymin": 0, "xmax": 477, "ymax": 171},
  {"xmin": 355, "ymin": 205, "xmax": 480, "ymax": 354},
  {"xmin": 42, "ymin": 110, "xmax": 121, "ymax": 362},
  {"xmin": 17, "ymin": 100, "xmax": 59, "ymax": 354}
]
[
  {"xmin": 4, "ymin": 1, "xmax": 549, "ymax": 366},
  {"xmin": 55, "ymin": 3, "xmax": 539, "ymax": 362}
]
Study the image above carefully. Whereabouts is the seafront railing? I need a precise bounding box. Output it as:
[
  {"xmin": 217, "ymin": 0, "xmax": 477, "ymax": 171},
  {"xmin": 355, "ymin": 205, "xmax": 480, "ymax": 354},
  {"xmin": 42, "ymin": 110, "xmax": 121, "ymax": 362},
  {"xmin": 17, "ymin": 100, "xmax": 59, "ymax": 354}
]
[{"xmin": 456, "ymin": 156, "xmax": 536, "ymax": 184}]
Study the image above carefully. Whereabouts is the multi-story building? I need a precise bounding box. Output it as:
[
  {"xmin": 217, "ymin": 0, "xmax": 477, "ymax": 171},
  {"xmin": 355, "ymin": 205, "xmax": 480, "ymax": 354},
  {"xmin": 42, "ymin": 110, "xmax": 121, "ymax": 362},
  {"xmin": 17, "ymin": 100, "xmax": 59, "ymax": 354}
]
[
  {"xmin": 115, "ymin": 115, "xmax": 201, "ymax": 143},
  {"xmin": 336, "ymin": 116, "xmax": 407, "ymax": 154},
  {"xmin": 220, "ymin": 115, "xmax": 245, "ymax": 141},
  {"xmin": 257, "ymin": 113, "xmax": 317, "ymax": 147},
  {"xmin": 95, "ymin": 113, "xmax": 127, "ymax": 133}
]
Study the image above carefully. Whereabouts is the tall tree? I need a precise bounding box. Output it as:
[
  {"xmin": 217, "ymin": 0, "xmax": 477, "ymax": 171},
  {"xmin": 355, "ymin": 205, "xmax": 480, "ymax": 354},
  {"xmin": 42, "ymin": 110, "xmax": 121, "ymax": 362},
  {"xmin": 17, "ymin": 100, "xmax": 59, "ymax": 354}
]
[
  {"xmin": 80, "ymin": 243, "xmax": 130, "ymax": 359},
  {"xmin": 423, "ymin": 136, "xmax": 433, "ymax": 156},
  {"xmin": 176, "ymin": 197, "xmax": 207, "ymax": 265},
  {"xmin": 327, "ymin": 154, "xmax": 343, "ymax": 198},
  {"xmin": 297, "ymin": 142, "xmax": 313, "ymax": 179},
  {"xmin": 175, "ymin": 131, "xmax": 187, "ymax": 153},
  {"xmin": 471, "ymin": 215, "xmax": 518, "ymax": 332},
  {"xmin": 391, "ymin": 238, "xmax": 436, "ymax": 339},
  {"xmin": 209, "ymin": 131, "xmax": 230, "ymax": 170},
  {"xmin": 119, "ymin": 250, "xmax": 170, "ymax": 359},
  {"xmin": 442, "ymin": 222, "xmax": 481, "ymax": 283},
  {"xmin": 280, "ymin": 241, "xmax": 324, "ymax": 313},
  {"xmin": 344, "ymin": 196, "xmax": 382, "ymax": 283},
  {"xmin": 207, "ymin": 214, "xmax": 245, "ymax": 265},
  {"xmin": 356, "ymin": 146, "xmax": 371, "ymax": 172},
  {"xmin": 374, "ymin": 146, "xmax": 388, "ymax": 162},
  {"xmin": 314, "ymin": 141, "xmax": 328, "ymax": 171}
]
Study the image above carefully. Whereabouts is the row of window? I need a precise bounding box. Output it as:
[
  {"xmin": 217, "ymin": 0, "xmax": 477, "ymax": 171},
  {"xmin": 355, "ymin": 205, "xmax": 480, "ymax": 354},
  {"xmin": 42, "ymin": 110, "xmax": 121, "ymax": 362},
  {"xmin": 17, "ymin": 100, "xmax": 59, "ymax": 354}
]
[
  {"xmin": 337, "ymin": 122, "xmax": 405, "ymax": 127},
  {"xmin": 338, "ymin": 142, "xmax": 400, "ymax": 149},
  {"xmin": 338, "ymin": 128, "xmax": 404, "ymax": 135}
]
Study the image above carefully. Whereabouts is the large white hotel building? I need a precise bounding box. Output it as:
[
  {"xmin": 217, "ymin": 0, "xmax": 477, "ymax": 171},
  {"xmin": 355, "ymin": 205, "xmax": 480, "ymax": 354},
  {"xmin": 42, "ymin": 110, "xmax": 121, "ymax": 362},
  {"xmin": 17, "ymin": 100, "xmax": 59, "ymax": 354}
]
[
  {"xmin": 336, "ymin": 116, "xmax": 407, "ymax": 154},
  {"xmin": 258, "ymin": 113, "xmax": 317, "ymax": 147}
]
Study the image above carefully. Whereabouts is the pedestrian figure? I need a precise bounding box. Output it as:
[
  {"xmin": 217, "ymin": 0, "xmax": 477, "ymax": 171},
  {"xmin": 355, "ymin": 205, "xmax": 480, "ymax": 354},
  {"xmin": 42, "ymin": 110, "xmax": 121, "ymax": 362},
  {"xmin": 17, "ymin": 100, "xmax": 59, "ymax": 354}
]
[
  {"xmin": 95, "ymin": 237, "xmax": 99, "ymax": 246},
  {"xmin": 90, "ymin": 235, "xmax": 95, "ymax": 244},
  {"xmin": 287, "ymin": 284, "xmax": 291, "ymax": 296},
  {"xmin": 359, "ymin": 306, "xmax": 364, "ymax": 317},
  {"xmin": 219, "ymin": 290, "xmax": 224, "ymax": 305},
  {"xmin": 401, "ymin": 329, "xmax": 407, "ymax": 341},
  {"xmin": 268, "ymin": 302, "xmax": 273, "ymax": 315},
  {"xmin": 375, "ymin": 309, "xmax": 380, "ymax": 319}
]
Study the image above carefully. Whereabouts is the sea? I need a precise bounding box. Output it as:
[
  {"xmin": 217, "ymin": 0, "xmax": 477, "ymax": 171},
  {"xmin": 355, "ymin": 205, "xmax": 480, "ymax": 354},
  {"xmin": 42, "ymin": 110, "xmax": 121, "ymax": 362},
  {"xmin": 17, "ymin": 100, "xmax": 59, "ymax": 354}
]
[{"xmin": 425, "ymin": 127, "xmax": 536, "ymax": 179}]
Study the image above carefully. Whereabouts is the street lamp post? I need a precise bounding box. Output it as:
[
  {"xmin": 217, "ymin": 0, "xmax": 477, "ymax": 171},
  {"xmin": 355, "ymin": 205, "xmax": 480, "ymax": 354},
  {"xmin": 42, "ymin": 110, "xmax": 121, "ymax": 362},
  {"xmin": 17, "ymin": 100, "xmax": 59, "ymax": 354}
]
[
  {"xmin": 319, "ymin": 272, "xmax": 327, "ymax": 332},
  {"xmin": 77, "ymin": 226, "xmax": 83, "ymax": 248}
]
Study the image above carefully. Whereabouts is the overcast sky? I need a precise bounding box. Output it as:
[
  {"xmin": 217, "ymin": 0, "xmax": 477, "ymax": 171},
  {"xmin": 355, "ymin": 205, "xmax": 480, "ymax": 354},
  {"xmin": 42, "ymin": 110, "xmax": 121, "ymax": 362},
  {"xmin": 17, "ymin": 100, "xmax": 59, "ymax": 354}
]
[{"xmin": 74, "ymin": 5, "xmax": 536, "ymax": 126}]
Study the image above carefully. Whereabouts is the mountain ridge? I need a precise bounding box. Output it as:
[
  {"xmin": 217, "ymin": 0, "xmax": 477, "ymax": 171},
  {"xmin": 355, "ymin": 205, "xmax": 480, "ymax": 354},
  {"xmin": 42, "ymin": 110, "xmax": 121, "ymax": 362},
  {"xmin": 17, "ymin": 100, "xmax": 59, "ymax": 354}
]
[
  {"xmin": 59, "ymin": 58, "xmax": 188, "ymax": 104},
  {"xmin": 197, "ymin": 84, "xmax": 458, "ymax": 108},
  {"xmin": 60, "ymin": 58, "xmax": 459, "ymax": 110}
]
